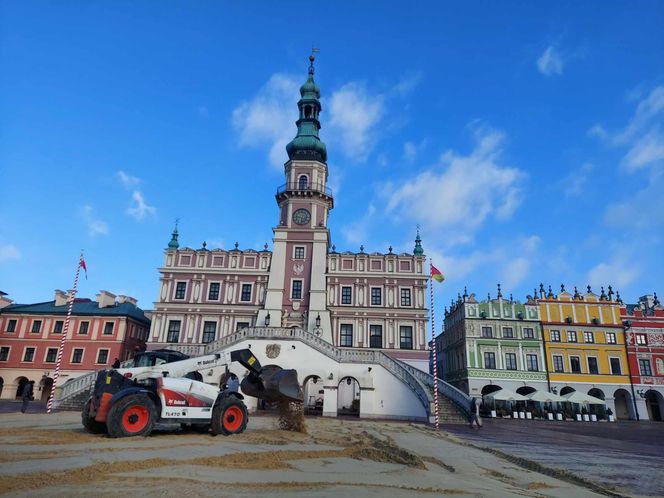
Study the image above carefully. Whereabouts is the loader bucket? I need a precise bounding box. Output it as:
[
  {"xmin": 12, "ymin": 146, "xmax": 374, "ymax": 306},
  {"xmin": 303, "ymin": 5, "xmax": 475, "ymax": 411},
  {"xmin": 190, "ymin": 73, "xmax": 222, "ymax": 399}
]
[{"xmin": 241, "ymin": 365, "xmax": 303, "ymax": 403}]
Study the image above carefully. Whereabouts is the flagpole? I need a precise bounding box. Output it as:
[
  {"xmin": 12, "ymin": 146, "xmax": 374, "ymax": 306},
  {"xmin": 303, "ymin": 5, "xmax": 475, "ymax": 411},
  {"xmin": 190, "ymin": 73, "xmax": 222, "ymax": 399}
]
[
  {"xmin": 430, "ymin": 261, "xmax": 440, "ymax": 431},
  {"xmin": 47, "ymin": 252, "xmax": 84, "ymax": 414}
]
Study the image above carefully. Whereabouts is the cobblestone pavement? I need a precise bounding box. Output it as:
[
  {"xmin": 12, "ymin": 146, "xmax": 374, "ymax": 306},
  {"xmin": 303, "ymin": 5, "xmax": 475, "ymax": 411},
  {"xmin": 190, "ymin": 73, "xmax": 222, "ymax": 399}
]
[{"xmin": 444, "ymin": 418, "xmax": 664, "ymax": 497}]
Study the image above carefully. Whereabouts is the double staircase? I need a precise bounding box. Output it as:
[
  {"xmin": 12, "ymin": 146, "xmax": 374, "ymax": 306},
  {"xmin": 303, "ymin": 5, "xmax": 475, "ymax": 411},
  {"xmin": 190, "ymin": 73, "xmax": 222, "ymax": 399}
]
[{"xmin": 53, "ymin": 327, "xmax": 471, "ymax": 423}]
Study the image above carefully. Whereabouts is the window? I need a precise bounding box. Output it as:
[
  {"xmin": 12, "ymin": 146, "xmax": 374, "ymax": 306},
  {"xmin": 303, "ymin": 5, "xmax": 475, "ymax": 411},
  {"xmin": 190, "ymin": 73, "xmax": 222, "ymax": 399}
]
[
  {"xmin": 294, "ymin": 246, "xmax": 305, "ymax": 259},
  {"xmin": 570, "ymin": 356, "xmax": 582, "ymax": 373},
  {"xmin": 202, "ymin": 322, "xmax": 216, "ymax": 344},
  {"xmin": 550, "ymin": 330, "xmax": 561, "ymax": 342},
  {"xmin": 341, "ymin": 286, "xmax": 352, "ymax": 305},
  {"xmin": 291, "ymin": 280, "xmax": 302, "ymax": 299},
  {"xmin": 583, "ymin": 331, "xmax": 594, "ymax": 343},
  {"xmin": 103, "ymin": 322, "xmax": 114, "ymax": 335},
  {"xmin": 167, "ymin": 320, "xmax": 181, "ymax": 343},
  {"xmin": 78, "ymin": 321, "xmax": 89, "ymax": 335},
  {"xmin": 567, "ymin": 330, "xmax": 577, "ymax": 343},
  {"xmin": 481, "ymin": 326, "xmax": 493, "ymax": 338},
  {"xmin": 7, "ymin": 319, "xmax": 16, "ymax": 332},
  {"xmin": 369, "ymin": 325, "xmax": 383, "ymax": 348},
  {"xmin": 31, "ymin": 320, "xmax": 42, "ymax": 334},
  {"xmin": 399, "ymin": 326, "xmax": 413, "ymax": 349},
  {"xmin": 505, "ymin": 353, "xmax": 517, "ymax": 370},
  {"xmin": 0, "ymin": 347, "xmax": 9, "ymax": 361},
  {"xmin": 236, "ymin": 322, "xmax": 250, "ymax": 331},
  {"xmin": 587, "ymin": 357, "xmax": 599, "ymax": 374},
  {"xmin": 483, "ymin": 352, "xmax": 496, "ymax": 369},
  {"xmin": 503, "ymin": 327, "xmax": 514, "ymax": 338},
  {"xmin": 400, "ymin": 288, "xmax": 411, "ymax": 307},
  {"xmin": 371, "ymin": 288, "xmax": 382, "ymax": 306},
  {"xmin": 46, "ymin": 348, "xmax": 58, "ymax": 363},
  {"xmin": 24, "ymin": 347, "xmax": 35, "ymax": 362},
  {"xmin": 526, "ymin": 354, "xmax": 538, "ymax": 371},
  {"xmin": 340, "ymin": 324, "xmax": 353, "ymax": 347},
  {"xmin": 298, "ymin": 175, "xmax": 308, "ymax": 190},
  {"xmin": 523, "ymin": 327, "xmax": 534, "ymax": 339},
  {"xmin": 610, "ymin": 357, "xmax": 622, "ymax": 375},
  {"xmin": 208, "ymin": 283, "xmax": 220, "ymax": 301},
  {"xmin": 606, "ymin": 332, "xmax": 617, "ymax": 344},
  {"xmin": 72, "ymin": 348, "xmax": 83, "ymax": 364},
  {"xmin": 553, "ymin": 355, "xmax": 564, "ymax": 372},
  {"xmin": 639, "ymin": 359, "xmax": 653, "ymax": 376},
  {"xmin": 97, "ymin": 349, "xmax": 109, "ymax": 364},
  {"xmin": 175, "ymin": 282, "xmax": 187, "ymax": 300},
  {"xmin": 636, "ymin": 334, "xmax": 647, "ymax": 346},
  {"xmin": 241, "ymin": 284, "xmax": 252, "ymax": 302}
]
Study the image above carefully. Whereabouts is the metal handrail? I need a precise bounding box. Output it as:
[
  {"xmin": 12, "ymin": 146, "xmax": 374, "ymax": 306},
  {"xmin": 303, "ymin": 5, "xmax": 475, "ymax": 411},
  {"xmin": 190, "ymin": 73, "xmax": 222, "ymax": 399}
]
[
  {"xmin": 276, "ymin": 182, "xmax": 333, "ymax": 197},
  {"xmin": 53, "ymin": 371, "xmax": 97, "ymax": 407}
]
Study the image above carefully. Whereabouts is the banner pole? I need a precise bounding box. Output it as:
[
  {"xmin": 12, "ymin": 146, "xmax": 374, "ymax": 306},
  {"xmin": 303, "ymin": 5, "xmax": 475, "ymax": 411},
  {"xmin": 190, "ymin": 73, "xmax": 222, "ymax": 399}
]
[{"xmin": 430, "ymin": 262, "xmax": 440, "ymax": 430}]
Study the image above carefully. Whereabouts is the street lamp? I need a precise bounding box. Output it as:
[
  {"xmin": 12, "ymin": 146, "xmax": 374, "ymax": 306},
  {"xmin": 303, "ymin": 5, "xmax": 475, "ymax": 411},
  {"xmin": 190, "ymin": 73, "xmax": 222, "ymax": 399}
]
[
  {"xmin": 314, "ymin": 313, "xmax": 322, "ymax": 336},
  {"xmin": 265, "ymin": 313, "xmax": 271, "ymax": 327}
]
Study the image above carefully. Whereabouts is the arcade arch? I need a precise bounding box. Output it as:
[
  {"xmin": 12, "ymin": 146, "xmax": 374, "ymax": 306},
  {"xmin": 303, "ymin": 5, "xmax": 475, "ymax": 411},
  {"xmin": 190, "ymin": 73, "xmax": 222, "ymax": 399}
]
[{"xmin": 337, "ymin": 376, "xmax": 360, "ymax": 417}]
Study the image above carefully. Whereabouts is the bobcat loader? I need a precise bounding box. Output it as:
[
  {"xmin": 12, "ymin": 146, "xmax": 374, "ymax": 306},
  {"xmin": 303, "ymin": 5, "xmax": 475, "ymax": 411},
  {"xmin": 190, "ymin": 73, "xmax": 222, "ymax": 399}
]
[{"xmin": 82, "ymin": 348, "xmax": 301, "ymax": 438}]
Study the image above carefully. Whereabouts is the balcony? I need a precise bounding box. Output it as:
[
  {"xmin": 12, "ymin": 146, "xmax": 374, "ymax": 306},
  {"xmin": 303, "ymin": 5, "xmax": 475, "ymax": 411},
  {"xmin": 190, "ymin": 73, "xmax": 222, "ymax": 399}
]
[{"xmin": 276, "ymin": 182, "xmax": 333, "ymax": 200}]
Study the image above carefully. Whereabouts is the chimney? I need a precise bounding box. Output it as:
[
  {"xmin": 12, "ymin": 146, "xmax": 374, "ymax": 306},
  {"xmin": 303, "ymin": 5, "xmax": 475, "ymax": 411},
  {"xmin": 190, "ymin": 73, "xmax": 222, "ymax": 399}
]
[
  {"xmin": 0, "ymin": 294, "xmax": 12, "ymax": 309},
  {"xmin": 96, "ymin": 290, "xmax": 117, "ymax": 309},
  {"xmin": 54, "ymin": 289, "xmax": 68, "ymax": 307},
  {"xmin": 116, "ymin": 295, "xmax": 138, "ymax": 306}
]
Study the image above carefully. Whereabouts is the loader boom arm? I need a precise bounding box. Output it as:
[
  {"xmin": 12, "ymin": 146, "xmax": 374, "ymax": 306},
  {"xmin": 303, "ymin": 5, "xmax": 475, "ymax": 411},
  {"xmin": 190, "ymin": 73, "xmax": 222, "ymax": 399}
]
[{"xmin": 118, "ymin": 351, "xmax": 245, "ymax": 381}]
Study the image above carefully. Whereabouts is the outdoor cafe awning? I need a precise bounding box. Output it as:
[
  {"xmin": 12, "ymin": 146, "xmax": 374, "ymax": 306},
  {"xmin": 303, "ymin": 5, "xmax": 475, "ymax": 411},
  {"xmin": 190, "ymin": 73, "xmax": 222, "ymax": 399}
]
[
  {"xmin": 526, "ymin": 390, "xmax": 566, "ymax": 403},
  {"xmin": 562, "ymin": 391, "xmax": 605, "ymax": 405},
  {"xmin": 483, "ymin": 388, "xmax": 528, "ymax": 401}
]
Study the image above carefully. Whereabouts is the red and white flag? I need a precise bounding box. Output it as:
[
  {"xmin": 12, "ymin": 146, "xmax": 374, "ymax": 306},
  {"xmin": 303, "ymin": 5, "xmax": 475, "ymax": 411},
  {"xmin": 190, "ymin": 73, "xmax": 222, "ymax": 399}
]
[{"xmin": 80, "ymin": 256, "xmax": 88, "ymax": 280}]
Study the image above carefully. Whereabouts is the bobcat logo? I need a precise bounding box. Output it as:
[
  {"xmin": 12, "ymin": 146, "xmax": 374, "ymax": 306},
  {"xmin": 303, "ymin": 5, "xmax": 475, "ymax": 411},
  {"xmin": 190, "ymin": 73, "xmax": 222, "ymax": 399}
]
[{"xmin": 266, "ymin": 344, "xmax": 281, "ymax": 359}]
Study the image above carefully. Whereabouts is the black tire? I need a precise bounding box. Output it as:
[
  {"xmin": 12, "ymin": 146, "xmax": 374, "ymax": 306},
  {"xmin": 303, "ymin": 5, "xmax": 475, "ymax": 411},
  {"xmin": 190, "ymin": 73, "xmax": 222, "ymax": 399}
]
[
  {"xmin": 211, "ymin": 396, "xmax": 248, "ymax": 436},
  {"xmin": 81, "ymin": 398, "xmax": 107, "ymax": 434},
  {"xmin": 107, "ymin": 394, "xmax": 156, "ymax": 438}
]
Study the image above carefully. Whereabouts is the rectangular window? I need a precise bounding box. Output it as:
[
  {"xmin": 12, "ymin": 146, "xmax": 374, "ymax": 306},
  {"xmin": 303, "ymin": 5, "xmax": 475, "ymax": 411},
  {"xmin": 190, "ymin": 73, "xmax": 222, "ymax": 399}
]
[
  {"xmin": 341, "ymin": 286, "xmax": 352, "ymax": 305},
  {"xmin": 483, "ymin": 352, "xmax": 496, "ymax": 369},
  {"xmin": 236, "ymin": 322, "xmax": 250, "ymax": 331},
  {"xmin": 103, "ymin": 322, "xmax": 114, "ymax": 335},
  {"xmin": 51, "ymin": 320, "xmax": 63, "ymax": 334},
  {"xmin": 567, "ymin": 330, "xmax": 577, "ymax": 343},
  {"xmin": 570, "ymin": 356, "xmax": 582, "ymax": 373},
  {"xmin": 503, "ymin": 327, "xmax": 514, "ymax": 338},
  {"xmin": 46, "ymin": 348, "xmax": 58, "ymax": 363},
  {"xmin": 606, "ymin": 332, "xmax": 617, "ymax": 344},
  {"xmin": 340, "ymin": 324, "xmax": 353, "ymax": 347},
  {"xmin": 31, "ymin": 320, "xmax": 42, "ymax": 334},
  {"xmin": 588, "ymin": 357, "xmax": 599, "ymax": 374},
  {"xmin": 167, "ymin": 320, "xmax": 181, "ymax": 343},
  {"xmin": 23, "ymin": 347, "xmax": 35, "ymax": 362},
  {"xmin": 639, "ymin": 359, "xmax": 653, "ymax": 376},
  {"xmin": 294, "ymin": 246, "xmax": 305, "ymax": 259},
  {"xmin": 523, "ymin": 327, "xmax": 534, "ymax": 339},
  {"xmin": 291, "ymin": 280, "xmax": 302, "ymax": 300},
  {"xmin": 399, "ymin": 326, "xmax": 413, "ymax": 349},
  {"xmin": 78, "ymin": 321, "xmax": 89, "ymax": 335},
  {"xmin": 72, "ymin": 348, "xmax": 83, "ymax": 364},
  {"xmin": 636, "ymin": 334, "xmax": 647, "ymax": 346},
  {"xmin": 175, "ymin": 282, "xmax": 187, "ymax": 300},
  {"xmin": 7, "ymin": 319, "xmax": 17, "ymax": 332},
  {"xmin": 481, "ymin": 326, "xmax": 493, "ymax": 338},
  {"xmin": 208, "ymin": 283, "xmax": 220, "ymax": 301},
  {"xmin": 526, "ymin": 354, "xmax": 538, "ymax": 371},
  {"xmin": 583, "ymin": 331, "xmax": 594, "ymax": 343},
  {"xmin": 400, "ymin": 288, "xmax": 411, "ymax": 307},
  {"xmin": 0, "ymin": 347, "xmax": 9, "ymax": 361},
  {"xmin": 505, "ymin": 352, "xmax": 517, "ymax": 370},
  {"xmin": 240, "ymin": 284, "xmax": 252, "ymax": 302},
  {"xmin": 610, "ymin": 357, "xmax": 622, "ymax": 375},
  {"xmin": 97, "ymin": 349, "xmax": 109, "ymax": 364},
  {"xmin": 202, "ymin": 321, "xmax": 216, "ymax": 344},
  {"xmin": 371, "ymin": 288, "xmax": 382, "ymax": 306},
  {"xmin": 369, "ymin": 325, "xmax": 383, "ymax": 348},
  {"xmin": 550, "ymin": 330, "xmax": 561, "ymax": 342},
  {"xmin": 553, "ymin": 355, "xmax": 564, "ymax": 373}
]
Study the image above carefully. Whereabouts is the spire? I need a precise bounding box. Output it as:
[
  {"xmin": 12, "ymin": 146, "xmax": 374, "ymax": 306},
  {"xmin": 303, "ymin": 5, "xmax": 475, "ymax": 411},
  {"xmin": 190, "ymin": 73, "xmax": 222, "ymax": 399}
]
[
  {"xmin": 413, "ymin": 227, "xmax": 424, "ymax": 256},
  {"xmin": 167, "ymin": 220, "xmax": 179, "ymax": 251},
  {"xmin": 285, "ymin": 53, "xmax": 327, "ymax": 162}
]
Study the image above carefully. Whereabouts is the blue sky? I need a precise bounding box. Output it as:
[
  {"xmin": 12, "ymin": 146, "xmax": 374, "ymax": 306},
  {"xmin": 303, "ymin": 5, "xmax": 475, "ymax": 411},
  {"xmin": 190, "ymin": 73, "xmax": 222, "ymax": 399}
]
[{"xmin": 1, "ymin": 2, "xmax": 663, "ymax": 318}]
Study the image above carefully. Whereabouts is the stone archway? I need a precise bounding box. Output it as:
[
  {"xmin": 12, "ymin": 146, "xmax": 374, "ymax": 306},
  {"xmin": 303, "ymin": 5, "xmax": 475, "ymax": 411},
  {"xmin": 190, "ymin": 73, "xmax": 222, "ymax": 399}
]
[
  {"xmin": 614, "ymin": 388, "xmax": 636, "ymax": 420},
  {"xmin": 14, "ymin": 376, "xmax": 28, "ymax": 399},
  {"xmin": 40, "ymin": 377, "xmax": 54, "ymax": 402},
  {"xmin": 588, "ymin": 388, "xmax": 606, "ymax": 417},
  {"xmin": 516, "ymin": 386, "xmax": 536, "ymax": 396},
  {"xmin": 645, "ymin": 390, "xmax": 664, "ymax": 421},
  {"xmin": 337, "ymin": 377, "xmax": 360, "ymax": 417},
  {"xmin": 560, "ymin": 386, "xmax": 575, "ymax": 396},
  {"xmin": 303, "ymin": 375, "xmax": 324, "ymax": 416},
  {"xmin": 0, "ymin": 377, "xmax": 3, "ymax": 398},
  {"xmin": 481, "ymin": 384, "xmax": 502, "ymax": 396}
]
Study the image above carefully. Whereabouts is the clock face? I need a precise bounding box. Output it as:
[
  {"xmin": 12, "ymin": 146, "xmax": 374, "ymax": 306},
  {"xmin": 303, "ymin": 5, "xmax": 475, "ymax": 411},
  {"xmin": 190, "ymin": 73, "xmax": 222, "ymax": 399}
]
[{"xmin": 292, "ymin": 208, "xmax": 311, "ymax": 225}]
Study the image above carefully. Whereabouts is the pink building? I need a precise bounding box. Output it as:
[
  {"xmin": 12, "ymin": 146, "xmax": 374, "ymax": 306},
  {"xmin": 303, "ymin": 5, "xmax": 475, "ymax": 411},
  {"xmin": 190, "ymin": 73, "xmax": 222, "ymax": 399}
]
[{"xmin": 0, "ymin": 290, "xmax": 150, "ymax": 400}]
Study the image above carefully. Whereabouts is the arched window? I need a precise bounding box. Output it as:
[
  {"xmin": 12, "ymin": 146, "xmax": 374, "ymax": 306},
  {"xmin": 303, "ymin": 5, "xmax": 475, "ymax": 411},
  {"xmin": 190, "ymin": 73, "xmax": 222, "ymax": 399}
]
[
  {"xmin": 304, "ymin": 105, "xmax": 312, "ymax": 118},
  {"xmin": 298, "ymin": 175, "xmax": 308, "ymax": 190}
]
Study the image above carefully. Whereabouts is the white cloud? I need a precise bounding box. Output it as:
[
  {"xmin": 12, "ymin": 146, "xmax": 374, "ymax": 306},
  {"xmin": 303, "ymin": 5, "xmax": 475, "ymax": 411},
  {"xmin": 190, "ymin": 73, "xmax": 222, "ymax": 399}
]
[
  {"xmin": 81, "ymin": 205, "xmax": 109, "ymax": 237},
  {"xmin": 561, "ymin": 162, "xmax": 595, "ymax": 197},
  {"xmin": 402, "ymin": 139, "xmax": 427, "ymax": 163},
  {"xmin": 587, "ymin": 256, "xmax": 640, "ymax": 289},
  {"xmin": 384, "ymin": 125, "xmax": 523, "ymax": 241},
  {"xmin": 0, "ymin": 243, "xmax": 21, "ymax": 263},
  {"xmin": 537, "ymin": 46, "xmax": 564, "ymax": 76},
  {"xmin": 117, "ymin": 170, "xmax": 140, "ymax": 189},
  {"xmin": 126, "ymin": 191, "xmax": 156, "ymax": 221},
  {"xmin": 623, "ymin": 129, "xmax": 664, "ymax": 171},
  {"xmin": 604, "ymin": 172, "xmax": 664, "ymax": 228},
  {"xmin": 340, "ymin": 203, "xmax": 376, "ymax": 247},
  {"xmin": 390, "ymin": 72, "xmax": 423, "ymax": 97},
  {"xmin": 587, "ymin": 124, "xmax": 608, "ymax": 140}
]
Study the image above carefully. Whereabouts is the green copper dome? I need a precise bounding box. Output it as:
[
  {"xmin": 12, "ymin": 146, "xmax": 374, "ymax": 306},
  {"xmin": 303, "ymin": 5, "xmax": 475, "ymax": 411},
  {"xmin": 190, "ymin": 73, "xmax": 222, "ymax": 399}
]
[
  {"xmin": 413, "ymin": 230, "xmax": 424, "ymax": 256},
  {"xmin": 167, "ymin": 222, "xmax": 179, "ymax": 251}
]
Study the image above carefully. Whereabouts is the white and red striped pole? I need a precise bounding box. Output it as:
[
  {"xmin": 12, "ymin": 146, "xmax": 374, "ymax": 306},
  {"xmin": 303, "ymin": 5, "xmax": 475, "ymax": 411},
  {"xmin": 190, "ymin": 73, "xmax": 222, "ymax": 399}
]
[
  {"xmin": 430, "ymin": 262, "xmax": 440, "ymax": 430},
  {"xmin": 47, "ymin": 252, "xmax": 84, "ymax": 414}
]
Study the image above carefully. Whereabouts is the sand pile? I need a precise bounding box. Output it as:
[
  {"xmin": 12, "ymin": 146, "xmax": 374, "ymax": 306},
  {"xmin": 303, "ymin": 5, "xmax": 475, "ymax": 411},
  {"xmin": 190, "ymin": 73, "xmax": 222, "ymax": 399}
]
[{"xmin": 277, "ymin": 401, "xmax": 306, "ymax": 433}]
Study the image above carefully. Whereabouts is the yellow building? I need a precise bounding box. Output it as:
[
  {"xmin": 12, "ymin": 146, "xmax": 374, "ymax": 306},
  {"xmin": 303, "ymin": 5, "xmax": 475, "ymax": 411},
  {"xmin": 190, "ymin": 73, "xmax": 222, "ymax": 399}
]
[{"xmin": 539, "ymin": 285, "xmax": 636, "ymax": 420}]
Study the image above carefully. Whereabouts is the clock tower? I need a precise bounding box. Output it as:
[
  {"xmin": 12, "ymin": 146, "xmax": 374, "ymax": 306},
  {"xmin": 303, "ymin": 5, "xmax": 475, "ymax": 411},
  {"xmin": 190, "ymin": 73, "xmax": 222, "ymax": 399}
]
[{"xmin": 258, "ymin": 55, "xmax": 334, "ymax": 341}]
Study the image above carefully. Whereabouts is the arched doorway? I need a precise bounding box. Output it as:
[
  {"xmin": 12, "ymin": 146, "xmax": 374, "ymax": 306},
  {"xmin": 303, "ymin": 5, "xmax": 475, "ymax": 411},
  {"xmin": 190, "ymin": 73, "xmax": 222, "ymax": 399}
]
[
  {"xmin": 40, "ymin": 377, "xmax": 54, "ymax": 402},
  {"xmin": 588, "ymin": 388, "xmax": 606, "ymax": 417},
  {"xmin": 303, "ymin": 375, "xmax": 324, "ymax": 416},
  {"xmin": 645, "ymin": 390, "xmax": 664, "ymax": 421},
  {"xmin": 516, "ymin": 386, "xmax": 536, "ymax": 396},
  {"xmin": 560, "ymin": 386, "xmax": 575, "ymax": 396},
  {"xmin": 481, "ymin": 384, "xmax": 502, "ymax": 396},
  {"xmin": 0, "ymin": 377, "xmax": 3, "ymax": 398},
  {"xmin": 614, "ymin": 388, "xmax": 636, "ymax": 420},
  {"xmin": 481, "ymin": 384, "xmax": 503, "ymax": 415},
  {"xmin": 337, "ymin": 377, "xmax": 360, "ymax": 417},
  {"xmin": 14, "ymin": 376, "xmax": 28, "ymax": 399}
]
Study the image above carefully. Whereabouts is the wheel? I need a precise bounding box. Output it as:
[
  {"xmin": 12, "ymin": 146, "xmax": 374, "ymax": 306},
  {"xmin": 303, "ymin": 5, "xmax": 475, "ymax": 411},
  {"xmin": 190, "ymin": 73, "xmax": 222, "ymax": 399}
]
[
  {"xmin": 107, "ymin": 394, "xmax": 156, "ymax": 438},
  {"xmin": 211, "ymin": 396, "xmax": 248, "ymax": 436},
  {"xmin": 81, "ymin": 398, "xmax": 107, "ymax": 434}
]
